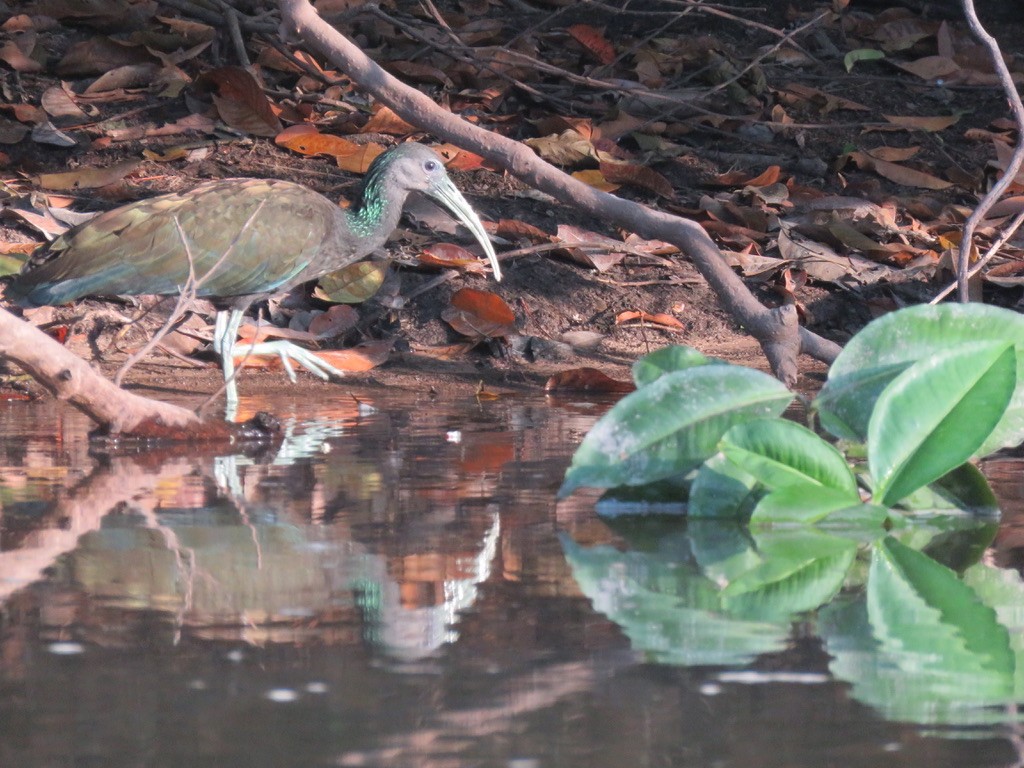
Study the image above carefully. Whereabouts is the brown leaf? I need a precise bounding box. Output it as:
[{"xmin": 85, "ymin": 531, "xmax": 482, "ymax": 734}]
[
  {"xmin": 308, "ymin": 304, "xmax": 359, "ymax": 338},
  {"xmin": 557, "ymin": 224, "xmax": 627, "ymax": 272},
  {"xmin": 387, "ymin": 60, "xmax": 454, "ymax": 88},
  {"xmin": 33, "ymin": 159, "xmax": 141, "ymax": 190},
  {"xmin": 524, "ymin": 130, "xmax": 595, "ymax": 167},
  {"xmin": 615, "ymin": 310, "xmax": 685, "ymax": 331},
  {"xmin": 40, "ymin": 85, "xmax": 90, "ymax": 125},
  {"xmin": 57, "ymin": 36, "xmax": 154, "ymax": 77},
  {"xmin": 495, "ymin": 219, "xmax": 553, "ymax": 244},
  {"xmin": 85, "ymin": 62, "xmax": 158, "ymax": 94},
  {"xmin": 865, "ymin": 145, "xmax": 920, "ymax": 162},
  {"xmin": 894, "ymin": 56, "xmax": 959, "ymax": 81},
  {"xmin": 599, "ymin": 161, "xmax": 674, "ymax": 198},
  {"xmin": 879, "ymin": 114, "xmax": 959, "ymax": 132},
  {"xmin": 844, "ymin": 151, "xmax": 952, "ymax": 190},
  {"xmin": 777, "ymin": 82, "xmax": 869, "ymax": 113},
  {"xmin": 544, "ymin": 367, "xmax": 635, "ymax": 394},
  {"xmin": 197, "ymin": 66, "xmax": 281, "ymax": 137},
  {"xmin": 442, "ymin": 288, "xmax": 516, "ymax": 339},
  {"xmin": 567, "ymin": 24, "xmax": 615, "ymax": 65},
  {"xmin": 0, "ymin": 38, "xmax": 42, "ymax": 73},
  {"xmin": 316, "ymin": 340, "xmax": 393, "ymax": 372},
  {"xmin": 0, "ymin": 117, "xmax": 30, "ymax": 144}
]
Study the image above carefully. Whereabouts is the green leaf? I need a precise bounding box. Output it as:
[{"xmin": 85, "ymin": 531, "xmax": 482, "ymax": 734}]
[
  {"xmin": 869, "ymin": 537, "xmax": 1013, "ymax": 678},
  {"xmin": 813, "ymin": 362, "xmax": 910, "ymax": 442},
  {"xmin": 750, "ymin": 485, "xmax": 866, "ymax": 525},
  {"xmin": 632, "ymin": 345, "xmax": 718, "ymax": 387},
  {"xmin": 560, "ymin": 533, "xmax": 789, "ymax": 666},
  {"xmin": 818, "ymin": 303, "xmax": 1024, "ymax": 455},
  {"xmin": 870, "ymin": 341, "xmax": 1016, "ymax": 506},
  {"xmin": 720, "ymin": 417, "xmax": 859, "ymax": 496},
  {"xmin": 0, "ymin": 252, "xmax": 27, "ymax": 278},
  {"xmin": 844, "ymin": 48, "xmax": 885, "ymax": 72},
  {"xmin": 898, "ymin": 462, "xmax": 999, "ymax": 516},
  {"xmin": 688, "ymin": 453, "xmax": 759, "ymax": 518},
  {"xmin": 558, "ymin": 365, "xmax": 793, "ymax": 497},
  {"xmin": 721, "ymin": 531, "xmax": 857, "ymax": 621}
]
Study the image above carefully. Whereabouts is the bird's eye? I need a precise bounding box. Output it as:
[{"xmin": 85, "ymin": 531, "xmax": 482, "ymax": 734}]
[{"xmin": 424, "ymin": 160, "xmax": 439, "ymax": 172}]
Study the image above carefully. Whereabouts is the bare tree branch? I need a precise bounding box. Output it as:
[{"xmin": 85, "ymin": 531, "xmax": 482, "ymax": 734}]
[{"xmin": 0, "ymin": 306, "xmax": 269, "ymax": 439}]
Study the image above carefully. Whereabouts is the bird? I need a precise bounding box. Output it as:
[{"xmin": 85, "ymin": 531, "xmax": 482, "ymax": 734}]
[{"xmin": 6, "ymin": 142, "xmax": 502, "ymax": 411}]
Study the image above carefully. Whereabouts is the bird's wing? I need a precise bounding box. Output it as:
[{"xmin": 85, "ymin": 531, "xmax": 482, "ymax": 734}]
[{"xmin": 11, "ymin": 179, "xmax": 339, "ymax": 306}]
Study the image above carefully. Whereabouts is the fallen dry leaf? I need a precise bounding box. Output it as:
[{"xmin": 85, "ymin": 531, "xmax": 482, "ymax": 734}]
[
  {"xmin": 567, "ymin": 24, "xmax": 615, "ymax": 65},
  {"xmin": 33, "ymin": 159, "xmax": 141, "ymax": 190},
  {"xmin": 419, "ymin": 243, "xmax": 488, "ymax": 275},
  {"xmin": 844, "ymin": 150, "xmax": 952, "ymax": 190},
  {"xmin": 544, "ymin": 367, "xmax": 635, "ymax": 394},
  {"xmin": 442, "ymin": 288, "xmax": 516, "ymax": 339},
  {"xmin": 572, "ymin": 168, "xmax": 620, "ymax": 193},
  {"xmin": 615, "ymin": 310, "xmax": 685, "ymax": 331},
  {"xmin": 196, "ymin": 66, "xmax": 281, "ymax": 137},
  {"xmin": 599, "ymin": 161, "xmax": 674, "ymax": 198},
  {"xmin": 308, "ymin": 304, "xmax": 359, "ymax": 338}
]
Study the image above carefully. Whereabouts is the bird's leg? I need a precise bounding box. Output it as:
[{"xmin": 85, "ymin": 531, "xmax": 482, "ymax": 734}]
[{"xmin": 213, "ymin": 309, "xmax": 244, "ymax": 409}]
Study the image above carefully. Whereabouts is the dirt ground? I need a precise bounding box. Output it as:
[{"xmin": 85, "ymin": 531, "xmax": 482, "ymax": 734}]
[{"xmin": 2, "ymin": 0, "xmax": 1023, "ymax": 407}]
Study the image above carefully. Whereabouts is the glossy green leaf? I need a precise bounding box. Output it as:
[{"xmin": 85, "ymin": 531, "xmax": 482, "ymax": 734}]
[
  {"xmin": 688, "ymin": 453, "xmax": 759, "ymax": 518},
  {"xmin": 558, "ymin": 365, "xmax": 793, "ymax": 497},
  {"xmin": 750, "ymin": 485, "xmax": 866, "ymax": 525},
  {"xmin": 898, "ymin": 462, "xmax": 999, "ymax": 516},
  {"xmin": 720, "ymin": 417, "xmax": 859, "ymax": 496},
  {"xmin": 632, "ymin": 345, "xmax": 718, "ymax": 387},
  {"xmin": 870, "ymin": 341, "xmax": 1016, "ymax": 506},
  {"xmin": 813, "ymin": 362, "xmax": 910, "ymax": 442},
  {"xmin": 819, "ymin": 304, "xmax": 1024, "ymax": 455}
]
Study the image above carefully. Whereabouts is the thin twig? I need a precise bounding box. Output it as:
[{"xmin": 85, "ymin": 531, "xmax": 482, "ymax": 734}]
[
  {"xmin": 955, "ymin": 0, "xmax": 1024, "ymax": 302},
  {"xmin": 930, "ymin": 207, "xmax": 1024, "ymax": 304}
]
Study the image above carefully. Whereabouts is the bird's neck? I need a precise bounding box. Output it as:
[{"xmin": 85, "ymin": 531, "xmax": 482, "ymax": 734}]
[{"xmin": 342, "ymin": 174, "xmax": 408, "ymax": 253}]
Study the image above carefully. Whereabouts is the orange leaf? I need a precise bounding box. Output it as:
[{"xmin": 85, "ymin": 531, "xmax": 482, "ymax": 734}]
[
  {"xmin": 433, "ymin": 143, "xmax": 487, "ymax": 171},
  {"xmin": 360, "ymin": 106, "xmax": 416, "ymax": 136},
  {"xmin": 544, "ymin": 367, "xmax": 635, "ymax": 394},
  {"xmin": 442, "ymin": 288, "xmax": 516, "ymax": 339},
  {"xmin": 567, "ymin": 24, "xmax": 615, "ymax": 65},
  {"xmin": 315, "ymin": 340, "xmax": 393, "ymax": 372},
  {"xmin": 198, "ymin": 66, "xmax": 281, "ymax": 137},
  {"xmin": 743, "ymin": 166, "xmax": 782, "ymax": 187},
  {"xmin": 615, "ymin": 310, "xmax": 685, "ymax": 332},
  {"xmin": 419, "ymin": 243, "xmax": 487, "ymax": 274}
]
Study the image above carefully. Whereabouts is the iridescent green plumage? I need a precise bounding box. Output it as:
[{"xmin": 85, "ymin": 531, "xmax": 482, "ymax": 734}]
[{"xmin": 7, "ymin": 143, "xmax": 501, "ymax": 412}]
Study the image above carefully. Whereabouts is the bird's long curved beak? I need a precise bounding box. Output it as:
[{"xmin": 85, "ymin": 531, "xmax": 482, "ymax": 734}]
[{"xmin": 429, "ymin": 179, "xmax": 502, "ymax": 282}]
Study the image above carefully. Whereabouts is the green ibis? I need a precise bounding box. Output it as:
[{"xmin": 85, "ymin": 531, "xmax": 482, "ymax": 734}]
[{"xmin": 6, "ymin": 143, "xmax": 501, "ymax": 409}]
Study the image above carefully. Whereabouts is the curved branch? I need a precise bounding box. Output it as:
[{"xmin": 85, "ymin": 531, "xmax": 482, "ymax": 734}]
[
  {"xmin": 0, "ymin": 306, "xmax": 266, "ymax": 439},
  {"xmin": 278, "ymin": 0, "xmax": 841, "ymax": 384}
]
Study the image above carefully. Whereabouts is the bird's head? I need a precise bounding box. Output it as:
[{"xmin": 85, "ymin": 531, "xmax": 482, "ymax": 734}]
[{"xmin": 367, "ymin": 142, "xmax": 502, "ymax": 281}]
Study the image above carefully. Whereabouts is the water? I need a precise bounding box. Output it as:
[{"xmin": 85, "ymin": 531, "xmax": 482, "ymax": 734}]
[{"xmin": 1, "ymin": 390, "xmax": 1022, "ymax": 767}]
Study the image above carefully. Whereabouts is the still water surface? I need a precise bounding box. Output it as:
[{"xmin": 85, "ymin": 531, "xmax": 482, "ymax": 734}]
[{"xmin": 1, "ymin": 389, "xmax": 1022, "ymax": 767}]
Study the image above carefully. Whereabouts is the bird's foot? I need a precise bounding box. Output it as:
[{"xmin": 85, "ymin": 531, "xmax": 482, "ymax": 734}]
[{"xmin": 235, "ymin": 340, "xmax": 344, "ymax": 383}]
